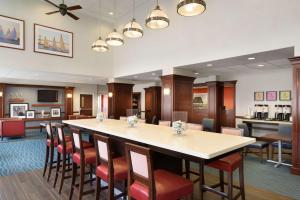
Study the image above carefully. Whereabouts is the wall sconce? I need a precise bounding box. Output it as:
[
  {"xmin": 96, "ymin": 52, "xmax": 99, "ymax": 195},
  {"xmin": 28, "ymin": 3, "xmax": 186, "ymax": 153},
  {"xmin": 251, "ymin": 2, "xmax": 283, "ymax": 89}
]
[
  {"xmin": 0, "ymin": 91, "xmax": 3, "ymax": 97},
  {"xmin": 67, "ymin": 93, "xmax": 73, "ymax": 98},
  {"xmin": 108, "ymin": 92, "xmax": 113, "ymax": 98},
  {"xmin": 163, "ymin": 88, "xmax": 171, "ymax": 95}
]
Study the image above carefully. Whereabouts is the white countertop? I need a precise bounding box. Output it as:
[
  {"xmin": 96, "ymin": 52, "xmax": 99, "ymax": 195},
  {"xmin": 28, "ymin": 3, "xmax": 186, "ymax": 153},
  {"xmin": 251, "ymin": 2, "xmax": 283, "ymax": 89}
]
[
  {"xmin": 63, "ymin": 119, "xmax": 255, "ymax": 160},
  {"xmin": 236, "ymin": 117, "xmax": 292, "ymax": 125}
]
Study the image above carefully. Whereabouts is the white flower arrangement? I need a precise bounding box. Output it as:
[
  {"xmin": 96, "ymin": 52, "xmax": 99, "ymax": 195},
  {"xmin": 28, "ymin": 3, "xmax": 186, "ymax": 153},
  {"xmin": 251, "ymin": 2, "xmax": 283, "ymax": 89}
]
[
  {"xmin": 172, "ymin": 120, "xmax": 186, "ymax": 135},
  {"xmin": 96, "ymin": 112, "xmax": 105, "ymax": 122},
  {"xmin": 127, "ymin": 115, "xmax": 138, "ymax": 127}
]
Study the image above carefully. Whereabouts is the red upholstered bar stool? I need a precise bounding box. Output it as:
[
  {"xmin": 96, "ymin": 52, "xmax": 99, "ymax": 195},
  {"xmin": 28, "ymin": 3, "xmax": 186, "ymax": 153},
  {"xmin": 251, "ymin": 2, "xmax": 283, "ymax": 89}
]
[
  {"xmin": 125, "ymin": 143, "xmax": 193, "ymax": 200},
  {"xmin": 69, "ymin": 128, "xmax": 96, "ymax": 200},
  {"xmin": 204, "ymin": 127, "xmax": 246, "ymax": 200},
  {"xmin": 94, "ymin": 134, "xmax": 128, "ymax": 200},
  {"xmin": 53, "ymin": 124, "xmax": 93, "ymax": 193}
]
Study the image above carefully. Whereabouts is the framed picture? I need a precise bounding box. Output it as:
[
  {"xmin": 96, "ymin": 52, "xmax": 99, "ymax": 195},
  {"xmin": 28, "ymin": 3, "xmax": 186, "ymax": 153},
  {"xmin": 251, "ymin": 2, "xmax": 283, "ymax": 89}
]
[
  {"xmin": 266, "ymin": 91, "xmax": 277, "ymax": 101},
  {"xmin": 25, "ymin": 110, "xmax": 35, "ymax": 119},
  {"xmin": 279, "ymin": 90, "xmax": 291, "ymax": 101},
  {"xmin": 51, "ymin": 108, "xmax": 61, "ymax": 118},
  {"xmin": 34, "ymin": 24, "xmax": 73, "ymax": 58},
  {"xmin": 0, "ymin": 15, "xmax": 25, "ymax": 50},
  {"xmin": 9, "ymin": 103, "xmax": 29, "ymax": 118},
  {"xmin": 193, "ymin": 92, "xmax": 208, "ymax": 110},
  {"xmin": 254, "ymin": 92, "xmax": 264, "ymax": 101}
]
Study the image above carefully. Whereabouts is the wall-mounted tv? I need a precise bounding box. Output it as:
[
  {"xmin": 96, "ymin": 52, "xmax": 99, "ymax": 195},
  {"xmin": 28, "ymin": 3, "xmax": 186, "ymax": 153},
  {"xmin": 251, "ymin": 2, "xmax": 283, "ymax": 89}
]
[{"xmin": 37, "ymin": 90, "xmax": 58, "ymax": 102}]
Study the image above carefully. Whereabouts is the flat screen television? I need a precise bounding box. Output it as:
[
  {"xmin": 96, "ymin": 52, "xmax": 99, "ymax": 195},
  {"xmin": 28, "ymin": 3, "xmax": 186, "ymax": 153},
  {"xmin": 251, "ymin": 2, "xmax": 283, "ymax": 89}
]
[{"xmin": 37, "ymin": 90, "xmax": 58, "ymax": 102}]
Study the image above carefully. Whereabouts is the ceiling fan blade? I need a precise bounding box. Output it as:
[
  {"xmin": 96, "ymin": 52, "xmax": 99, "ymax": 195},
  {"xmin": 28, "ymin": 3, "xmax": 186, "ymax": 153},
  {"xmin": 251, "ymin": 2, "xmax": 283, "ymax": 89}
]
[
  {"xmin": 67, "ymin": 12, "xmax": 79, "ymax": 20},
  {"xmin": 67, "ymin": 5, "xmax": 82, "ymax": 11},
  {"xmin": 46, "ymin": 10, "xmax": 59, "ymax": 15},
  {"xmin": 44, "ymin": 0, "xmax": 59, "ymax": 8}
]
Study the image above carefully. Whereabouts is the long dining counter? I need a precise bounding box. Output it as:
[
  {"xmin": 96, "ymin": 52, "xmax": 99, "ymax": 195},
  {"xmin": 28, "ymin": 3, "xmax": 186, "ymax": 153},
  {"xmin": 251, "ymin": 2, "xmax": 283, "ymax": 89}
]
[{"xmin": 63, "ymin": 118, "xmax": 255, "ymax": 160}]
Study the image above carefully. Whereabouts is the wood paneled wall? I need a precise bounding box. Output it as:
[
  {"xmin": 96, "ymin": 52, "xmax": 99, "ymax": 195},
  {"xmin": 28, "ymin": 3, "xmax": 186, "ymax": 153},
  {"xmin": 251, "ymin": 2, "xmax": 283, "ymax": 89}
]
[
  {"xmin": 64, "ymin": 87, "xmax": 74, "ymax": 119},
  {"xmin": 0, "ymin": 84, "xmax": 5, "ymax": 118},
  {"xmin": 145, "ymin": 86, "xmax": 161, "ymax": 123},
  {"xmin": 161, "ymin": 75, "xmax": 195, "ymax": 121},
  {"xmin": 107, "ymin": 83, "xmax": 134, "ymax": 120},
  {"xmin": 290, "ymin": 57, "xmax": 300, "ymax": 175}
]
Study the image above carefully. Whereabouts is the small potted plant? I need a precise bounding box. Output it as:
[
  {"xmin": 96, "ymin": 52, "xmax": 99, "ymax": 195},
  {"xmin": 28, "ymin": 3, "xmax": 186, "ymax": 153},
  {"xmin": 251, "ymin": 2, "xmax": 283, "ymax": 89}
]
[
  {"xmin": 127, "ymin": 115, "xmax": 138, "ymax": 127},
  {"xmin": 172, "ymin": 120, "xmax": 186, "ymax": 135}
]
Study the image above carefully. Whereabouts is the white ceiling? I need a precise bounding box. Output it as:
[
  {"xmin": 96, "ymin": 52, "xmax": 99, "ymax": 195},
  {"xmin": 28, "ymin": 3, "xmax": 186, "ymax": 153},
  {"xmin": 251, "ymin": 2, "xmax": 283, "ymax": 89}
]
[
  {"xmin": 44, "ymin": 0, "xmax": 150, "ymax": 22},
  {"xmin": 176, "ymin": 47, "xmax": 294, "ymax": 77},
  {"xmin": 118, "ymin": 70, "xmax": 162, "ymax": 83}
]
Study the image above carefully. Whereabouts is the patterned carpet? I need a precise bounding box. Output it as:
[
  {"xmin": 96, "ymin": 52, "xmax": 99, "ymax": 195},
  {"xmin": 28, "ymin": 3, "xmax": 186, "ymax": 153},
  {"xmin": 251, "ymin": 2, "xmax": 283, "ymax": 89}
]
[{"xmin": 0, "ymin": 131, "xmax": 300, "ymax": 199}]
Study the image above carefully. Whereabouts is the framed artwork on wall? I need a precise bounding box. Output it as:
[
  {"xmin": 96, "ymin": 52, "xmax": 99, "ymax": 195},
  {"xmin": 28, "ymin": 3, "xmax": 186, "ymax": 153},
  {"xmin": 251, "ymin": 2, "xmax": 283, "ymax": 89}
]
[
  {"xmin": 34, "ymin": 24, "xmax": 73, "ymax": 58},
  {"xmin": 279, "ymin": 90, "xmax": 291, "ymax": 101},
  {"xmin": 266, "ymin": 91, "xmax": 277, "ymax": 101},
  {"xmin": 25, "ymin": 110, "xmax": 35, "ymax": 119},
  {"xmin": 51, "ymin": 108, "xmax": 61, "ymax": 118},
  {"xmin": 9, "ymin": 103, "xmax": 29, "ymax": 118},
  {"xmin": 254, "ymin": 92, "xmax": 264, "ymax": 101},
  {"xmin": 0, "ymin": 15, "xmax": 25, "ymax": 50}
]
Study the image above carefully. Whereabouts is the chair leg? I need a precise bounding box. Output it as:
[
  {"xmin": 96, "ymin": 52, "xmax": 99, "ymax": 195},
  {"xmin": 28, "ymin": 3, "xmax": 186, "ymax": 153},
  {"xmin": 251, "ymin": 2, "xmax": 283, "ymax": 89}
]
[
  {"xmin": 53, "ymin": 152, "xmax": 61, "ymax": 187},
  {"xmin": 47, "ymin": 146, "xmax": 54, "ymax": 182},
  {"xmin": 266, "ymin": 145, "xmax": 270, "ymax": 160},
  {"xmin": 271, "ymin": 146, "xmax": 274, "ymax": 160},
  {"xmin": 43, "ymin": 145, "xmax": 49, "ymax": 177},
  {"xmin": 260, "ymin": 149, "xmax": 263, "ymax": 163},
  {"xmin": 239, "ymin": 160, "xmax": 246, "ymax": 200},
  {"xmin": 95, "ymin": 176, "xmax": 101, "ymax": 200},
  {"xmin": 227, "ymin": 172, "xmax": 233, "ymax": 200},
  {"xmin": 59, "ymin": 153, "xmax": 67, "ymax": 194},
  {"xmin": 185, "ymin": 160, "xmax": 190, "ymax": 179},
  {"xmin": 79, "ymin": 164, "xmax": 85, "ymax": 200},
  {"xmin": 69, "ymin": 162, "xmax": 77, "ymax": 200},
  {"xmin": 89, "ymin": 164, "xmax": 93, "ymax": 186},
  {"xmin": 219, "ymin": 170, "xmax": 224, "ymax": 193},
  {"xmin": 108, "ymin": 176, "xmax": 114, "ymax": 200}
]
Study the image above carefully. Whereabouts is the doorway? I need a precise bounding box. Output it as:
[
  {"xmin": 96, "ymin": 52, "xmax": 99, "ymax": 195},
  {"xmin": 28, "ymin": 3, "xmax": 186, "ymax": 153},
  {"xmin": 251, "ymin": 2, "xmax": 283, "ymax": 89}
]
[{"xmin": 80, "ymin": 94, "xmax": 93, "ymax": 116}]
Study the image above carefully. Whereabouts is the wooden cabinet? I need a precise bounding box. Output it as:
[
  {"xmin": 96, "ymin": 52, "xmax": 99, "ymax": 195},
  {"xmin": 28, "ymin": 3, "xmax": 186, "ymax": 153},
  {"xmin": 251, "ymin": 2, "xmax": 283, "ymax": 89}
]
[{"xmin": 144, "ymin": 87, "xmax": 161, "ymax": 123}]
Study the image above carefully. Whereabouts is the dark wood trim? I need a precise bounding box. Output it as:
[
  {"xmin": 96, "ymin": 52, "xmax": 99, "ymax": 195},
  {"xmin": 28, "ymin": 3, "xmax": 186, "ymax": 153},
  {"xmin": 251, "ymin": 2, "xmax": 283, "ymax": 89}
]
[
  {"xmin": 0, "ymin": 15, "xmax": 25, "ymax": 51},
  {"xmin": 0, "ymin": 84, "xmax": 5, "ymax": 118},
  {"xmin": 64, "ymin": 87, "xmax": 74, "ymax": 120},
  {"xmin": 6, "ymin": 83, "xmax": 67, "ymax": 89},
  {"xmin": 290, "ymin": 57, "xmax": 300, "ymax": 175},
  {"xmin": 33, "ymin": 24, "xmax": 74, "ymax": 58}
]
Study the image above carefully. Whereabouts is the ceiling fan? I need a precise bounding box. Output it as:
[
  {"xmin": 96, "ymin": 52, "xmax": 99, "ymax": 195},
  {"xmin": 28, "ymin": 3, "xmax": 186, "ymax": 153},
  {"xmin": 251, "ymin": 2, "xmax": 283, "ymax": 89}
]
[{"xmin": 44, "ymin": 0, "xmax": 82, "ymax": 20}]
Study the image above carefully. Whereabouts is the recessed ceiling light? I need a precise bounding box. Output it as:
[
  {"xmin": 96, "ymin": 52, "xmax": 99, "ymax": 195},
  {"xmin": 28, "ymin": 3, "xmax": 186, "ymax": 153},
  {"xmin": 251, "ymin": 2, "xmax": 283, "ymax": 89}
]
[
  {"xmin": 134, "ymin": 75, "xmax": 138, "ymax": 78},
  {"xmin": 207, "ymin": 63, "xmax": 213, "ymax": 67},
  {"xmin": 108, "ymin": 12, "xmax": 114, "ymax": 15},
  {"xmin": 248, "ymin": 57, "xmax": 255, "ymax": 60},
  {"xmin": 194, "ymin": 72, "xmax": 199, "ymax": 75},
  {"xmin": 152, "ymin": 73, "xmax": 156, "ymax": 76},
  {"xmin": 258, "ymin": 64, "xmax": 264, "ymax": 67}
]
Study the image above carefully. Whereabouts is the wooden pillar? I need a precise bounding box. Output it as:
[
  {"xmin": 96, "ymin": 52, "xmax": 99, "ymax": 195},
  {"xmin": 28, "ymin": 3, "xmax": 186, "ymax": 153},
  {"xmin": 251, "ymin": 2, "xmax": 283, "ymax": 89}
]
[
  {"xmin": 290, "ymin": 57, "xmax": 300, "ymax": 175},
  {"xmin": 64, "ymin": 87, "xmax": 74, "ymax": 119},
  {"xmin": 144, "ymin": 86, "xmax": 161, "ymax": 123},
  {"xmin": 107, "ymin": 83, "xmax": 134, "ymax": 119},
  {"xmin": 161, "ymin": 75, "xmax": 195, "ymax": 122},
  {"xmin": 207, "ymin": 81, "xmax": 224, "ymax": 132},
  {"xmin": 0, "ymin": 84, "xmax": 5, "ymax": 118}
]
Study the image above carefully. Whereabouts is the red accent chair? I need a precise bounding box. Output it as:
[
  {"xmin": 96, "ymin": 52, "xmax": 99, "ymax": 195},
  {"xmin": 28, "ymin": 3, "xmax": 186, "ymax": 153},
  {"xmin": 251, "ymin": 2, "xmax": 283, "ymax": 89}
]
[{"xmin": 0, "ymin": 118, "xmax": 25, "ymax": 140}]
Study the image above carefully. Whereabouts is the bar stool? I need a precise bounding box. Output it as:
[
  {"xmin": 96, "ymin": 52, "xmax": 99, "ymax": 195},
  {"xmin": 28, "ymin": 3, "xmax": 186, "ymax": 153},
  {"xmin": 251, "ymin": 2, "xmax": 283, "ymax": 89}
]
[
  {"xmin": 204, "ymin": 127, "xmax": 245, "ymax": 200},
  {"xmin": 69, "ymin": 128, "xmax": 96, "ymax": 200},
  {"xmin": 53, "ymin": 124, "xmax": 93, "ymax": 193},
  {"xmin": 125, "ymin": 143, "xmax": 193, "ymax": 200},
  {"xmin": 94, "ymin": 134, "xmax": 127, "ymax": 200},
  {"xmin": 202, "ymin": 118, "xmax": 215, "ymax": 132}
]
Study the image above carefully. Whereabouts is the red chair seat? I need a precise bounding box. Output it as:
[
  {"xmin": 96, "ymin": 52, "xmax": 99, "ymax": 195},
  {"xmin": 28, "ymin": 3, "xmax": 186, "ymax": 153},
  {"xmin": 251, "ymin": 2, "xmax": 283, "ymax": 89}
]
[
  {"xmin": 129, "ymin": 169, "xmax": 193, "ymax": 200},
  {"xmin": 207, "ymin": 152, "xmax": 242, "ymax": 172},
  {"xmin": 73, "ymin": 148, "xmax": 96, "ymax": 165},
  {"xmin": 57, "ymin": 141, "xmax": 93, "ymax": 154},
  {"xmin": 96, "ymin": 157, "xmax": 127, "ymax": 181}
]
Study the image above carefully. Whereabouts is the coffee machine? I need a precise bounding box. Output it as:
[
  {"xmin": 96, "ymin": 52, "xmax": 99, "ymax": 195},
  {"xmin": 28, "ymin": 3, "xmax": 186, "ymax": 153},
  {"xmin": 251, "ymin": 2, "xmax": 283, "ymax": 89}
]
[
  {"xmin": 283, "ymin": 105, "xmax": 292, "ymax": 121},
  {"xmin": 275, "ymin": 105, "xmax": 283, "ymax": 121},
  {"xmin": 262, "ymin": 104, "xmax": 269, "ymax": 119},
  {"xmin": 255, "ymin": 104, "xmax": 263, "ymax": 119}
]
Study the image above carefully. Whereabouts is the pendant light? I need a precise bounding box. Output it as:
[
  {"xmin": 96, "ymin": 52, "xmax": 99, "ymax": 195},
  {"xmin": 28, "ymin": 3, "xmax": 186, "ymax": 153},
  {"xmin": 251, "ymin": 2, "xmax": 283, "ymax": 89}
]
[
  {"xmin": 106, "ymin": 0, "xmax": 124, "ymax": 46},
  {"xmin": 92, "ymin": 0, "xmax": 109, "ymax": 52},
  {"xmin": 177, "ymin": 0, "xmax": 206, "ymax": 17},
  {"xmin": 146, "ymin": 0, "xmax": 169, "ymax": 30},
  {"xmin": 123, "ymin": 0, "xmax": 143, "ymax": 38}
]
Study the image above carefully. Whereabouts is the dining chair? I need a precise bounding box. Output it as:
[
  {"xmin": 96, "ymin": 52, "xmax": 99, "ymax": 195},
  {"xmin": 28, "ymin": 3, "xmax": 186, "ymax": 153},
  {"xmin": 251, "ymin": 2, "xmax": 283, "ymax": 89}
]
[
  {"xmin": 125, "ymin": 143, "xmax": 193, "ymax": 200},
  {"xmin": 202, "ymin": 118, "xmax": 215, "ymax": 132},
  {"xmin": 94, "ymin": 134, "xmax": 127, "ymax": 200},
  {"xmin": 69, "ymin": 128, "xmax": 96, "ymax": 200},
  {"xmin": 238, "ymin": 123, "xmax": 270, "ymax": 163},
  {"xmin": 120, "ymin": 116, "xmax": 127, "ymax": 121},
  {"xmin": 151, "ymin": 115, "xmax": 159, "ymax": 125},
  {"xmin": 186, "ymin": 123, "xmax": 203, "ymax": 131},
  {"xmin": 158, "ymin": 120, "xmax": 171, "ymax": 127},
  {"xmin": 172, "ymin": 111, "xmax": 188, "ymax": 122},
  {"xmin": 271, "ymin": 124, "xmax": 292, "ymax": 160}
]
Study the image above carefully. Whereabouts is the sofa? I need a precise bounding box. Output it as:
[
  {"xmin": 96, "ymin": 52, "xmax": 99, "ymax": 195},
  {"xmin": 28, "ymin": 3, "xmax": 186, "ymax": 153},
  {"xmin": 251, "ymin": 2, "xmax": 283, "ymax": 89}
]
[{"xmin": 0, "ymin": 118, "xmax": 25, "ymax": 140}]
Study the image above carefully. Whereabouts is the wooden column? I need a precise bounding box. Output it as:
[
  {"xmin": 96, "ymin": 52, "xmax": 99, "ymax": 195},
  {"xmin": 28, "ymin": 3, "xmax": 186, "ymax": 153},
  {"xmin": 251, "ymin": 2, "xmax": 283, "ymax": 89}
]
[
  {"xmin": 207, "ymin": 81, "xmax": 224, "ymax": 132},
  {"xmin": 145, "ymin": 86, "xmax": 161, "ymax": 123},
  {"xmin": 161, "ymin": 75, "xmax": 195, "ymax": 122},
  {"xmin": 290, "ymin": 57, "xmax": 300, "ymax": 175},
  {"xmin": 0, "ymin": 84, "xmax": 5, "ymax": 118},
  {"xmin": 64, "ymin": 87, "xmax": 74, "ymax": 119},
  {"xmin": 107, "ymin": 83, "xmax": 134, "ymax": 119}
]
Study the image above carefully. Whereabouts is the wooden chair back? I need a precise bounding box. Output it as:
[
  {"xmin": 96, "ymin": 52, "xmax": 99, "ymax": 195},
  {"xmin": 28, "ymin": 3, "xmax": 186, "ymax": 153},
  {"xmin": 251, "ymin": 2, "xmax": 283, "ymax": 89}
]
[
  {"xmin": 186, "ymin": 123, "xmax": 203, "ymax": 131},
  {"xmin": 70, "ymin": 128, "xmax": 85, "ymax": 163},
  {"xmin": 46, "ymin": 122, "xmax": 55, "ymax": 145},
  {"xmin": 125, "ymin": 143, "xmax": 155, "ymax": 199},
  {"xmin": 221, "ymin": 127, "xmax": 244, "ymax": 136},
  {"xmin": 55, "ymin": 123, "xmax": 66, "ymax": 147},
  {"xmin": 94, "ymin": 134, "xmax": 113, "ymax": 175}
]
